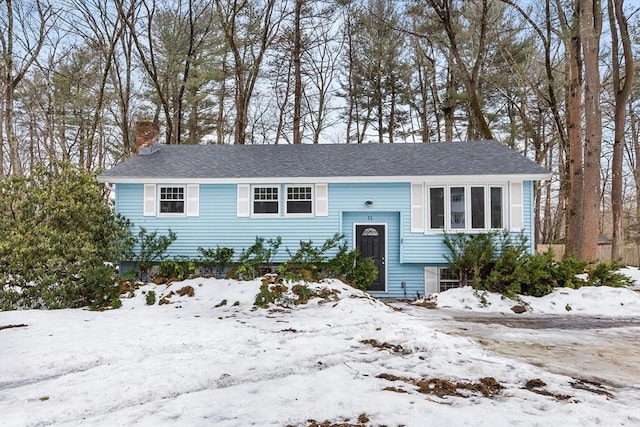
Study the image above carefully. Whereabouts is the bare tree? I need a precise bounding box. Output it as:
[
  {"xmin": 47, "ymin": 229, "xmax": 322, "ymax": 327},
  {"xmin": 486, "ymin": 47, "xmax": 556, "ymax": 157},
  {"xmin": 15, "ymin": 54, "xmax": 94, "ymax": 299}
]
[
  {"xmin": 607, "ymin": 0, "xmax": 634, "ymax": 260},
  {"xmin": 303, "ymin": 4, "xmax": 342, "ymax": 144},
  {"xmin": 68, "ymin": 0, "xmax": 130, "ymax": 168},
  {"xmin": 425, "ymin": 0, "xmax": 494, "ymax": 140},
  {"xmin": 214, "ymin": 0, "xmax": 283, "ymax": 145},
  {"xmin": 1, "ymin": 0, "xmax": 57, "ymax": 175},
  {"xmin": 292, "ymin": 0, "xmax": 303, "ymax": 144}
]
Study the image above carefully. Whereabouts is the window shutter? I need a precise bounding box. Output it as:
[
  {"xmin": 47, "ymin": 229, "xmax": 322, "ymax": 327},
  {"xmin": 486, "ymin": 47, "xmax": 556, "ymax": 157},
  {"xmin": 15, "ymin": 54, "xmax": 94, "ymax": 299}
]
[
  {"xmin": 315, "ymin": 183, "xmax": 328, "ymax": 216},
  {"xmin": 510, "ymin": 182, "xmax": 523, "ymax": 231},
  {"xmin": 424, "ymin": 267, "xmax": 439, "ymax": 295},
  {"xmin": 186, "ymin": 184, "xmax": 199, "ymax": 217},
  {"xmin": 237, "ymin": 184, "xmax": 250, "ymax": 217},
  {"xmin": 143, "ymin": 184, "xmax": 156, "ymax": 216},
  {"xmin": 411, "ymin": 183, "xmax": 424, "ymax": 232}
]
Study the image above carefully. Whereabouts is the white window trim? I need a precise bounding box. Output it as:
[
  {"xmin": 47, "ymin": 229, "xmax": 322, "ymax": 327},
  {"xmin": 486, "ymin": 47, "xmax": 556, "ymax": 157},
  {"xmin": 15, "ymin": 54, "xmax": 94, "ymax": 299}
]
[
  {"xmin": 251, "ymin": 185, "xmax": 280, "ymax": 217},
  {"xmin": 284, "ymin": 184, "xmax": 314, "ymax": 217},
  {"xmin": 157, "ymin": 185, "xmax": 187, "ymax": 217},
  {"xmin": 241, "ymin": 183, "xmax": 328, "ymax": 218},
  {"xmin": 425, "ymin": 184, "xmax": 507, "ymax": 233}
]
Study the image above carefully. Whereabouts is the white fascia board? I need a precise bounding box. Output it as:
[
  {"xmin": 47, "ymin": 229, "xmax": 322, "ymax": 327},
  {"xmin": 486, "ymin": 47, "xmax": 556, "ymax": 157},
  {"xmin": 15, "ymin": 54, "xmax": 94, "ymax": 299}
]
[
  {"xmin": 97, "ymin": 173, "xmax": 550, "ymax": 185},
  {"xmin": 421, "ymin": 174, "xmax": 550, "ymax": 185}
]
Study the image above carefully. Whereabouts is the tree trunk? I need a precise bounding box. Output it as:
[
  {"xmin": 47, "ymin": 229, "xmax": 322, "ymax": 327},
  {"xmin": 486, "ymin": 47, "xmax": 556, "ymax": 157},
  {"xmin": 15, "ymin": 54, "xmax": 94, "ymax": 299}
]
[
  {"xmin": 292, "ymin": 0, "xmax": 303, "ymax": 144},
  {"xmin": 564, "ymin": 0, "xmax": 583, "ymax": 258},
  {"xmin": 4, "ymin": 0, "xmax": 22, "ymax": 175},
  {"xmin": 608, "ymin": 0, "xmax": 634, "ymax": 260},
  {"xmin": 443, "ymin": 64, "xmax": 455, "ymax": 142},
  {"xmin": 0, "ymin": 79, "xmax": 4, "ymax": 175},
  {"xmin": 630, "ymin": 101, "xmax": 640, "ymax": 245},
  {"xmin": 217, "ymin": 53, "xmax": 228, "ymax": 145},
  {"xmin": 579, "ymin": 0, "xmax": 602, "ymax": 261}
]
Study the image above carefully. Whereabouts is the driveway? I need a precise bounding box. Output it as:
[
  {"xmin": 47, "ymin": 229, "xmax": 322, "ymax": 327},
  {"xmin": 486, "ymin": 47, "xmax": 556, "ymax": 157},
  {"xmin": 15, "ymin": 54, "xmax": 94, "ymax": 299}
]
[{"xmin": 397, "ymin": 304, "xmax": 640, "ymax": 389}]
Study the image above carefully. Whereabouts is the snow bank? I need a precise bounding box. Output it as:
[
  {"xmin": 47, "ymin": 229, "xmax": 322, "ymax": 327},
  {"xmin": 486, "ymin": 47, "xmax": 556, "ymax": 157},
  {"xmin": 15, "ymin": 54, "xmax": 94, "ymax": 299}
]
[
  {"xmin": 434, "ymin": 285, "xmax": 640, "ymax": 316},
  {"xmin": 1, "ymin": 277, "xmax": 639, "ymax": 426},
  {"xmin": 433, "ymin": 267, "xmax": 640, "ymax": 316}
]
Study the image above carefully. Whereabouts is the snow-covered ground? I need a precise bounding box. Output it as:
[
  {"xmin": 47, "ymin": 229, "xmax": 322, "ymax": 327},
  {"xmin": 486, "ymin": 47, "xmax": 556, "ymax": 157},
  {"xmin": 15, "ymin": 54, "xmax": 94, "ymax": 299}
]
[
  {"xmin": 1, "ymin": 269, "xmax": 639, "ymax": 426},
  {"xmin": 426, "ymin": 266, "xmax": 640, "ymax": 315}
]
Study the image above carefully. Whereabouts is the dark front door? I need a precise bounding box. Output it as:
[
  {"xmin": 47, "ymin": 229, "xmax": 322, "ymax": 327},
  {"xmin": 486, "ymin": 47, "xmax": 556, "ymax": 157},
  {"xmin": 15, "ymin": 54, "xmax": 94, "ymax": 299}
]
[{"xmin": 356, "ymin": 224, "xmax": 386, "ymax": 292}]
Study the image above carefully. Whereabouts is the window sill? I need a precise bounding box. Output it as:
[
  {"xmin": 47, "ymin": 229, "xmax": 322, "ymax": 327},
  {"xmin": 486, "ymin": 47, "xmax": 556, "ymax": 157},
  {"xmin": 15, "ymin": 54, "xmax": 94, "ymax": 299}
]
[
  {"xmin": 424, "ymin": 228, "xmax": 509, "ymax": 234},
  {"xmin": 157, "ymin": 213, "xmax": 187, "ymax": 218}
]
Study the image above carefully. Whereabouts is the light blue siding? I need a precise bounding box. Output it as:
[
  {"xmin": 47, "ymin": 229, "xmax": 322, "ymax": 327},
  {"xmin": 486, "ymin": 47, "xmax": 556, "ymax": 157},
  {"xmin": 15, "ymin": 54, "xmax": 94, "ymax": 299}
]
[
  {"xmin": 114, "ymin": 179, "xmax": 538, "ymax": 297},
  {"xmin": 523, "ymin": 181, "xmax": 535, "ymax": 253},
  {"xmin": 116, "ymin": 183, "xmax": 341, "ymax": 261}
]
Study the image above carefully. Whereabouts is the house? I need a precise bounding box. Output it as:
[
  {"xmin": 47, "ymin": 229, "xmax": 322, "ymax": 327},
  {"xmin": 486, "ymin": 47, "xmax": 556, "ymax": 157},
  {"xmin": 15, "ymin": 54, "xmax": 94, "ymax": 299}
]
[{"xmin": 97, "ymin": 140, "xmax": 550, "ymax": 298}]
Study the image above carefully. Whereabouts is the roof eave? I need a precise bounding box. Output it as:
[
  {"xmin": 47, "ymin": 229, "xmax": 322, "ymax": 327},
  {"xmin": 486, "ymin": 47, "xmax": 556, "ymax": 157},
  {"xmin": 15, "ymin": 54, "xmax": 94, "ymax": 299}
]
[{"xmin": 96, "ymin": 173, "xmax": 551, "ymax": 184}]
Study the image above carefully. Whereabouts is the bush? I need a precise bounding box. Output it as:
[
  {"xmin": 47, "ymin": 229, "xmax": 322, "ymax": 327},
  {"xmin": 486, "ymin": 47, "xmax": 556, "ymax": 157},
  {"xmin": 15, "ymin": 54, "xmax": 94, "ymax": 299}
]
[
  {"xmin": 159, "ymin": 258, "xmax": 197, "ymax": 280},
  {"xmin": 0, "ymin": 162, "xmax": 133, "ymax": 310},
  {"xmin": 345, "ymin": 257, "xmax": 379, "ymax": 291},
  {"xmin": 442, "ymin": 232, "xmax": 634, "ymax": 298},
  {"xmin": 586, "ymin": 261, "xmax": 633, "ymax": 287},
  {"xmin": 325, "ymin": 242, "xmax": 378, "ymax": 290},
  {"xmin": 444, "ymin": 231, "xmax": 529, "ymax": 293},
  {"xmin": 517, "ymin": 250, "xmax": 555, "ymax": 297},
  {"xmin": 134, "ymin": 228, "xmax": 177, "ymax": 280},
  {"xmin": 229, "ymin": 237, "xmax": 282, "ymax": 280},
  {"xmin": 146, "ymin": 290, "xmax": 156, "ymax": 305},
  {"xmin": 242, "ymin": 235, "xmax": 379, "ymax": 301},
  {"xmin": 254, "ymin": 283, "xmax": 289, "ymax": 308},
  {"xmin": 278, "ymin": 233, "xmax": 344, "ymax": 281},
  {"xmin": 551, "ymin": 254, "xmax": 588, "ymax": 289},
  {"xmin": 198, "ymin": 246, "xmax": 234, "ymax": 275}
]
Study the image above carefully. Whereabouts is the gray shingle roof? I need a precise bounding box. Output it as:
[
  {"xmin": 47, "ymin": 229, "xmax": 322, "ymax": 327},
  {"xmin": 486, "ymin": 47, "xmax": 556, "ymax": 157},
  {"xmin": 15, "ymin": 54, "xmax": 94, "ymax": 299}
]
[{"xmin": 98, "ymin": 140, "xmax": 550, "ymax": 181}]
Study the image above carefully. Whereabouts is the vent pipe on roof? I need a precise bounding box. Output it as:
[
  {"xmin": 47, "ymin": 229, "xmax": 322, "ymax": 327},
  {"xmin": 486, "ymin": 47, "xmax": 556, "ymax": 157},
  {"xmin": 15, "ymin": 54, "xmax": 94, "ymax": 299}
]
[{"xmin": 135, "ymin": 120, "xmax": 160, "ymax": 155}]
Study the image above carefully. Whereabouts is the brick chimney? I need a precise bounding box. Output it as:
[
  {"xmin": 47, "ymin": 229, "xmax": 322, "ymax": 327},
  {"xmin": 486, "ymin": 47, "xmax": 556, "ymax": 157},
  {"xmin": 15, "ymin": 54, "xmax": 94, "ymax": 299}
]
[{"xmin": 135, "ymin": 120, "xmax": 161, "ymax": 155}]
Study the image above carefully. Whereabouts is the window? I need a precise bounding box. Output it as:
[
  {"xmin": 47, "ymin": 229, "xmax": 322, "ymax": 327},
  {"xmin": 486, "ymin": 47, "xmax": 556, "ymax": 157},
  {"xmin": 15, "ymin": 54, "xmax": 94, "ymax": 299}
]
[
  {"xmin": 253, "ymin": 186, "xmax": 279, "ymax": 214},
  {"xmin": 429, "ymin": 187, "xmax": 445, "ymax": 229},
  {"xmin": 490, "ymin": 187, "xmax": 503, "ymax": 228},
  {"xmin": 427, "ymin": 185, "xmax": 505, "ymax": 232},
  {"xmin": 286, "ymin": 186, "xmax": 313, "ymax": 214},
  {"xmin": 159, "ymin": 186, "xmax": 185, "ymax": 214},
  {"xmin": 439, "ymin": 268, "xmax": 462, "ymax": 292},
  {"xmin": 471, "ymin": 187, "xmax": 485, "ymax": 229},
  {"xmin": 450, "ymin": 187, "xmax": 465, "ymax": 229}
]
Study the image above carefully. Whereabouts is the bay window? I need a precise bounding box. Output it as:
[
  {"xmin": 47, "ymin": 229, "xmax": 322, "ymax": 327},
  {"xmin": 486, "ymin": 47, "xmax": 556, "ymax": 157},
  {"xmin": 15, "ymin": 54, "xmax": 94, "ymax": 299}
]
[
  {"xmin": 429, "ymin": 187, "xmax": 445, "ymax": 229},
  {"xmin": 450, "ymin": 187, "xmax": 465, "ymax": 229},
  {"xmin": 427, "ymin": 185, "xmax": 505, "ymax": 232}
]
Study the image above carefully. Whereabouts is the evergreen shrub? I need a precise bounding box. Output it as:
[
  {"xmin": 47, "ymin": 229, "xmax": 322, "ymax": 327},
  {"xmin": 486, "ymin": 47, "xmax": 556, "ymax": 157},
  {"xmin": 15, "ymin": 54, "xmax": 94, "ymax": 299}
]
[
  {"xmin": 443, "ymin": 232, "xmax": 634, "ymax": 297},
  {"xmin": 0, "ymin": 162, "xmax": 133, "ymax": 310},
  {"xmin": 198, "ymin": 246, "xmax": 235, "ymax": 275},
  {"xmin": 230, "ymin": 237, "xmax": 282, "ymax": 280}
]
